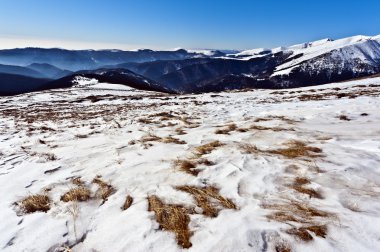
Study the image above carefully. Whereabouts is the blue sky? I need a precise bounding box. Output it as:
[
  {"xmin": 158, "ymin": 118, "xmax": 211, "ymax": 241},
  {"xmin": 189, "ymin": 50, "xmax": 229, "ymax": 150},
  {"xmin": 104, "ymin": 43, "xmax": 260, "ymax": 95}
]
[{"xmin": 0, "ymin": 0, "xmax": 379, "ymax": 50}]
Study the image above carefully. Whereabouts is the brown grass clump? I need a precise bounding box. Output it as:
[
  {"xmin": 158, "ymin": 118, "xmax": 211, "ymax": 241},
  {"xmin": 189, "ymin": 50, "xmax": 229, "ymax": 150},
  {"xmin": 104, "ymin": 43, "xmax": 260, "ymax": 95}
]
[
  {"xmin": 175, "ymin": 158, "xmax": 214, "ymax": 176},
  {"xmin": 148, "ymin": 196, "xmax": 192, "ymax": 248},
  {"xmin": 269, "ymin": 140, "xmax": 322, "ymax": 158},
  {"xmin": 215, "ymin": 123, "xmax": 238, "ymax": 134},
  {"xmin": 250, "ymin": 125, "xmax": 289, "ymax": 132},
  {"xmin": 197, "ymin": 158, "xmax": 215, "ymax": 166},
  {"xmin": 287, "ymin": 225, "xmax": 327, "ymax": 241},
  {"xmin": 161, "ymin": 136, "xmax": 186, "ymax": 145},
  {"xmin": 175, "ymin": 159, "xmax": 199, "ymax": 176},
  {"xmin": 291, "ymin": 185, "xmax": 322, "ymax": 199},
  {"xmin": 61, "ymin": 187, "xmax": 91, "ymax": 202},
  {"xmin": 139, "ymin": 135, "xmax": 186, "ymax": 145},
  {"xmin": 175, "ymin": 128, "xmax": 187, "ymax": 135},
  {"xmin": 138, "ymin": 118, "xmax": 155, "ymax": 124},
  {"xmin": 72, "ymin": 177, "xmax": 84, "ymax": 186},
  {"xmin": 294, "ymin": 177, "xmax": 310, "ymax": 186},
  {"xmin": 122, "ymin": 195, "xmax": 134, "ymax": 210},
  {"xmin": 236, "ymin": 127, "xmax": 249, "ymax": 132},
  {"xmin": 194, "ymin": 141, "xmax": 224, "ymax": 156},
  {"xmin": 275, "ymin": 244, "xmax": 292, "ymax": 252},
  {"xmin": 265, "ymin": 200, "xmax": 330, "ymax": 224},
  {"xmin": 141, "ymin": 134, "xmax": 162, "ymax": 143},
  {"xmin": 92, "ymin": 177, "xmax": 115, "ymax": 202},
  {"xmin": 17, "ymin": 194, "xmax": 51, "ymax": 213},
  {"xmin": 177, "ymin": 186, "xmax": 236, "ymax": 217}
]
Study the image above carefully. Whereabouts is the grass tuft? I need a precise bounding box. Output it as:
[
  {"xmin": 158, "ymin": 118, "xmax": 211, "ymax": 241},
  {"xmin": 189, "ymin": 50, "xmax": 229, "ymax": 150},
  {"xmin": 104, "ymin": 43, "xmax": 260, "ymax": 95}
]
[
  {"xmin": 161, "ymin": 136, "xmax": 186, "ymax": 145},
  {"xmin": 61, "ymin": 187, "xmax": 91, "ymax": 202},
  {"xmin": 269, "ymin": 140, "xmax": 322, "ymax": 158},
  {"xmin": 175, "ymin": 159, "xmax": 198, "ymax": 176},
  {"xmin": 148, "ymin": 195, "xmax": 192, "ymax": 248},
  {"xmin": 287, "ymin": 225, "xmax": 327, "ymax": 241},
  {"xmin": 175, "ymin": 128, "xmax": 187, "ymax": 135},
  {"xmin": 194, "ymin": 141, "xmax": 224, "ymax": 156},
  {"xmin": 18, "ymin": 194, "xmax": 51, "ymax": 213},
  {"xmin": 92, "ymin": 177, "xmax": 116, "ymax": 202},
  {"xmin": 215, "ymin": 123, "xmax": 237, "ymax": 134},
  {"xmin": 177, "ymin": 186, "xmax": 236, "ymax": 217},
  {"xmin": 122, "ymin": 195, "xmax": 134, "ymax": 210}
]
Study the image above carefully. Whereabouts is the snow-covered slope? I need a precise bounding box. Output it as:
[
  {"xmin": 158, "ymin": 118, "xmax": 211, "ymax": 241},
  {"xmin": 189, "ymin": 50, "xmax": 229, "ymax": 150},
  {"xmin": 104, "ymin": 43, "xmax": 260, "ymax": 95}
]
[
  {"xmin": 0, "ymin": 77, "xmax": 380, "ymax": 251},
  {"xmin": 273, "ymin": 35, "xmax": 380, "ymax": 74}
]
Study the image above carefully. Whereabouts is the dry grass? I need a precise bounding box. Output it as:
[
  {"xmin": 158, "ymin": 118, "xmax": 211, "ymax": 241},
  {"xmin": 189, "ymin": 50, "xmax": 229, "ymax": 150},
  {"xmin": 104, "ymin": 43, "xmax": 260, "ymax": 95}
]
[
  {"xmin": 287, "ymin": 225, "xmax": 327, "ymax": 241},
  {"xmin": 61, "ymin": 187, "xmax": 91, "ymax": 202},
  {"xmin": 175, "ymin": 158, "xmax": 214, "ymax": 176},
  {"xmin": 197, "ymin": 158, "xmax": 215, "ymax": 166},
  {"xmin": 294, "ymin": 177, "xmax": 310, "ymax": 186},
  {"xmin": 254, "ymin": 117, "xmax": 272, "ymax": 122},
  {"xmin": 92, "ymin": 177, "xmax": 115, "ymax": 202},
  {"xmin": 265, "ymin": 200, "xmax": 330, "ymax": 242},
  {"xmin": 194, "ymin": 141, "xmax": 224, "ymax": 156},
  {"xmin": 139, "ymin": 134, "xmax": 186, "ymax": 145},
  {"xmin": 177, "ymin": 186, "xmax": 236, "ymax": 217},
  {"xmin": 291, "ymin": 185, "xmax": 322, "ymax": 199},
  {"xmin": 175, "ymin": 159, "xmax": 198, "ymax": 176},
  {"xmin": 17, "ymin": 194, "xmax": 51, "ymax": 213},
  {"xmin": 250, "ymin": 124, "xmax": 290, "ymax": 132},
  {"xmin": 265, "ymin": 200, "xmax": 330, "ymax": 224},
  {"xmin": 240, "ymin": 141, "xmax": 322, "ymax": 160},
  {"xmin": 269, "ymin": 140, "xmax": 322, "ymax": 158},
  {"xmin": 175, "ymin": 128, "xmax": 187, "ymax": 135},
  {"xmin": 148, "ymin": 195, "xmax": 192, "ymax": 248},
  {"xmin": 215, "ymin": 123, "xmax": 237, "ymax": 134},
  {"xmin": 122, "ymin": 195, "xmax": 134, "ymax": 210},
  {"xmin": 141, "ymin": 134, "xmax": 162, "ymax": 143},
  {"xmin": 161, "ymin": 136, "xmax": 186, "ymax": 145},
  {"xmin": 72, "ymin": 177, "xmax": 84, "ymax": 186},
  {"xmin": 138, "ymin": 118, "xmax": 155, "ymax": 124},
  {"xmin": 275, "ymin": 243, "xmax": 292, "ymax": 252}
]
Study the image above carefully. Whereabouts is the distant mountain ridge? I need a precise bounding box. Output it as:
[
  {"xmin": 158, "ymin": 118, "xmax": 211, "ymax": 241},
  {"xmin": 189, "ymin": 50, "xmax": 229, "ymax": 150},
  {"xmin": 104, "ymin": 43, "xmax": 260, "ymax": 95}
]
[
  {"xmin": 0, "ymin": 34, "xmax": 380, "ymax": 95},
  {"xmin": 0, "ymin": 48, "xmax": 217, "ymax": 71}
]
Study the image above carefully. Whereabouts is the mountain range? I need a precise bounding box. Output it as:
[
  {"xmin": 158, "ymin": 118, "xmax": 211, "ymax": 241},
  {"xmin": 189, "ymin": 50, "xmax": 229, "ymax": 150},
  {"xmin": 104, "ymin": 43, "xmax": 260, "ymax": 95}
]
[{"xmin": 0, "ymin": 34, "xmax": 379, "ymax": 95}]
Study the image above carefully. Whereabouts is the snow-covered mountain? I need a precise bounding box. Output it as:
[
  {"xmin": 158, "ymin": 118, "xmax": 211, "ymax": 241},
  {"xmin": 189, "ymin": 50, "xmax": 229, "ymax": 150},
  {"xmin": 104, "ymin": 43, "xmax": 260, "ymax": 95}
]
[
  {"xmin": 165, "ymin": 34, "xmax": 380, "ymax": 91},
  {"xmin": 1, "ymin": 34, "xmax": 380, "ymax": 95}
]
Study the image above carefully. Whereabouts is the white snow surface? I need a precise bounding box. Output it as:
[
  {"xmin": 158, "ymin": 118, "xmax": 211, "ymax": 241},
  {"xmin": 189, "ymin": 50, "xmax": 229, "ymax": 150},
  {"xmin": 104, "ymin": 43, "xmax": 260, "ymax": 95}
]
[
  {"xmin": 0, "ymin": 77, "xmax": 380, "ymax": 251},
  {"xmin": 72, "ymin": 76, "xmax": 99, "ymax": 87},
  {"xmin": 233, "ymin": 48, "xmax": 270, "ymax": 56}
]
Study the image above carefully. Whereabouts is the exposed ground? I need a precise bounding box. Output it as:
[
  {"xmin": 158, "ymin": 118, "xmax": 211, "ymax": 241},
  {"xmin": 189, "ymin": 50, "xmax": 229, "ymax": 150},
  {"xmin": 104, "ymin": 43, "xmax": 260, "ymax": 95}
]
[{"xmin": 0, "ymin": 79, "xmax": 380, "ymax": 251}]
